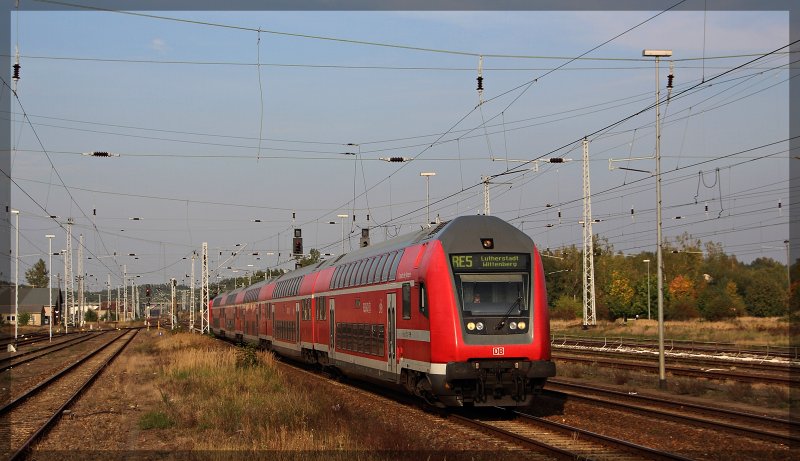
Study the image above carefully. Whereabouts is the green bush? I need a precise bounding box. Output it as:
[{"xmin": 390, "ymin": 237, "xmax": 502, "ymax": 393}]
[
  {"xmin": 550, "ymin": 295, "xmax": 581, "ymax": 320},
  {"xmin": 17, "ymin": 312, "xmax": 30, "ymax": 326}
]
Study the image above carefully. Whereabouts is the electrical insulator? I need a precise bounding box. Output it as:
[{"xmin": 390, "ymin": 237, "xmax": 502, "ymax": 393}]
[
  {"xmin": 549, "ymin": 158, "xmax": 564, "ymax": 163},
  {"xmin": 667, "ymin": 73, "xmax": 674, "ymax": 89},
  {"xmin": 12, "ymin": 63, "xmax": 20, "ymax": 81},
  {"xmin": 390, "ymin": 157, "xmax": 404, "ymax": 162},
  {"xmin": 476, "ymin": 75, "xmax": 483, "ymax": 91}
]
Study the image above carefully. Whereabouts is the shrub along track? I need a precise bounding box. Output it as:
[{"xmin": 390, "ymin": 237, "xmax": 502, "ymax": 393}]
[{"xmin": 0, "ymin": 328, "xmax": 139, "ymax": 461}]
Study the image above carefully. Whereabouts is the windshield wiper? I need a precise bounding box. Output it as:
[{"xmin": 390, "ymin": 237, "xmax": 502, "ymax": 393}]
[{"xmin": 496, "ymin": 297, "xmax": 523, "ymax": 330}]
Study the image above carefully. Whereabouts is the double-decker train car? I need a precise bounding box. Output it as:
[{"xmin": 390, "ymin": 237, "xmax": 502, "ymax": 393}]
[{"xmin": 210, "ymin": 215, "xmax": 555, "ymax": 407}]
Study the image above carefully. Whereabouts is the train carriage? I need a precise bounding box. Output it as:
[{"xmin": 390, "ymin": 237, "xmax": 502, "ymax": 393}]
[{"xmin": 210, "ymin": 215, "xmax": 555, "ymax": 407}]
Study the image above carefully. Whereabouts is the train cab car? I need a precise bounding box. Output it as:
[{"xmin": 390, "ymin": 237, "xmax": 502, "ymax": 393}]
[{"xmin": 210, "ymin": 215, "xmax": 555, "ymax": 408}]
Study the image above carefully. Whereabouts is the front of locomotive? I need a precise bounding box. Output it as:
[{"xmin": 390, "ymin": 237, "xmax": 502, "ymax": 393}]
[{"xmin": 425, "ymin": 215, "xmax": 555, "ymax": 407}]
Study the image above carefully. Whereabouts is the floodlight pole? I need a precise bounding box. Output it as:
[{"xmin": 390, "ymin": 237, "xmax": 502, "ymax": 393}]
[
  {"xmin": 643, "ymin": 259, "xmax": 651, "ymax": 320},
  {"xmin": 643, "ymin": 48, "xmax": 671, "ymax": 390},
  {"xmin": 337, "ymin": 214, "xmax": 348, "ymax": 255},
  {"xmin": 420, "ymin": 172, "xmax": 436, "ymax": 225},
  {"xmin": 12, "ymin": 210, "xmax": 19, "ymax": 343},
  {"xmin": 46, "ymin": 234, "xmax": 55, "ymax": 342}
]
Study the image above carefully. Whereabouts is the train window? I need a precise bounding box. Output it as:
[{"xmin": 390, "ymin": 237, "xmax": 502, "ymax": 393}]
[
  {"xmin": 369, "ymin": 256, "xmax": 380, "ymax": 283},
  {"xmin": 361, "ymin": 258, "xmax": 374, "ymax": 285},
  {"xmin": 402, "ymin": 283, "xmax": 411, "ymax": 320},
  {"xmin": 316, "ymin": 296, "xmax": 326, "ymax": 320},
  {"xmin": 389, "ymin": 250, "xmax": 403, "ymax": 281},
  {"xmin": 349, "ymin": 261, "xmax": 361, "ymax": 287},
  {"xmin": 336, "ymin": 266, "xmax": 346, "ymax": 289},
  {"xmin": 375, "ymin": 253, "xmax": 389, "ymax": 283},
  {"xmin": 382, "ymin": 252, "xmax": 396, "ymax": 282},
  {"xmin": 357, "ymin": 259, "xmax": 368, "ymax": 286},
  {"xmin": 343, "ymin": 263, "xmax": 355, "ymax": 288},
  {"xmin": 455, "ymin": 273, "xmax": 529, "ymax": 317},
  {"xmin": 419, "ymin": 282, "xmax": 428, "ymax": 318}
]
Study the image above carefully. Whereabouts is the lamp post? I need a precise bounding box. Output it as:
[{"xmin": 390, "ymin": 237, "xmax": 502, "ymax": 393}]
[
  {"xmin": 784, "ymin": 240, "xmax": 791, "ymax": 292},
  {"xmin": 643, "ymin": 48, "xmax": 671, "ymax": 390},
  {"xmin": 46, "ymin": 234, "xmax": 55, "ymax": 341},
  {"xmin": 643, "ymin": 259, "xmax": 651, "ymax": 320},
  {"xmin": 420, "ymin": 172, "xmax": 436, "ymax": 225},
  {"xmin": 336, "ymin": 214, "xmax": 348, "ymax": 255},
  {"xmin": 11, "ymin": 210, "xmax": 19, "ymax": 344}
]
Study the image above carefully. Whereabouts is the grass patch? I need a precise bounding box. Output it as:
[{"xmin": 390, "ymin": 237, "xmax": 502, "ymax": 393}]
[
  {"xmin": 136, "ymin": 332, "xmax": 419, "ymax": 452},
  {"xmin": 138, "ymin": 411, "xmax": 174, "ymax": 430},
  {"xmin": 551, "ymin": 317, "xmax": 791, "ymax": 346}
]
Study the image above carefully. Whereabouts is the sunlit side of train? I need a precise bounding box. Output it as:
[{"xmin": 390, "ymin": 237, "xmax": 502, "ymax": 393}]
[{"xmin": 210, "ymin": 215, "xmax": 555, "ymax": 407}]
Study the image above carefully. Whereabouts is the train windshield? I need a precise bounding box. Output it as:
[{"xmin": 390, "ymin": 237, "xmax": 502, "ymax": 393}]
[{"xmin": 455, "ymin": 273, "xmax": 528, "ymax": 316}]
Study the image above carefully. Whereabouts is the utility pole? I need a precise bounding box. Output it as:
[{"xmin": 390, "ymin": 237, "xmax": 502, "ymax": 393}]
[
  {"xmin": 107, "ymin": 274, "xmax": 111, "ymax": 323},
  {"xmin": 78, "ymin": 234, "xmax": 84, "ymax": 327},
  {"xmin": 581, "ymin": 138, "xmax": 597, "ymax": 328},
  {"xmin": 190, "ymin": 252, "xmax": 196, "ymax": 333},
  {"xmin": 643, "ymin": 48, "xmax": 672, "ymax": 390},
  {"xmin": 123, "ymin": 264, "xmax": 128, "ymax": 323},
  {"xmin": 201, "ymin": 243, "xmax": 209, "ymax": 334},
  {"xmin": 64, "ymin": 219, "xmax": 74, "ymax": 327},
  {"xmin": 170, "ymin": 278, "xmax": 176, "ymax": 329},
  {"xmin": 116, "ymin": 285, "xmax": 120, "ymax": 325}
]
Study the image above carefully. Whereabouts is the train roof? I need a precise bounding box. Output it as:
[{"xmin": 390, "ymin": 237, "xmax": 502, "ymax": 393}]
[{"xmin": 214, "ymin": 215, "xmax": 532, "ymax": 303}]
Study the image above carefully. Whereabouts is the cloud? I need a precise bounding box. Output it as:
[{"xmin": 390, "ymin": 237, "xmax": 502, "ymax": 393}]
[{"xmin": 151, "ymin": 38, "xmax": 168, "ymax": 53}]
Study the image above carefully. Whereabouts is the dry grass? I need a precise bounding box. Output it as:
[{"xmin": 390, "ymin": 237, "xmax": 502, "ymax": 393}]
[
  {"xmin": 551, "ymin": 317, "xmax": 791, "ymax": 346},
  {"xmin": 139, "ymin": 332, "xmax": 419, "ymax": 456}
]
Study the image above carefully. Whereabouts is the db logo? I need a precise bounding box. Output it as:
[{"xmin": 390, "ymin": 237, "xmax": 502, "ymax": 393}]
[{"xmin": 492, "ymin": 347, "xmax": 505, "ymax": 356}]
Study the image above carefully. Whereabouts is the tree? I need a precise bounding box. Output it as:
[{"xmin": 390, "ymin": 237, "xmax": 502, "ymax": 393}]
[
  {"xmin": 297, "ymin": 248, "xmax": 321, "ymax": 268},
  {"xmin": 84, "ymin": 309, "xmax": 99, "ymax": 322},
  {"xmin": 605, "ymin": 270, "xmax": 635, "ymax": 320},
  {"xmin": 25, "ymin": 259, "xmax": 49, "ymax": 288},
  {"xmin": 744, "ymin": 270, "xmax": 788, "ymax": 317},
  {"xmin": 17, "ymin": 312, "xmax": 30, "ymax": 326}
]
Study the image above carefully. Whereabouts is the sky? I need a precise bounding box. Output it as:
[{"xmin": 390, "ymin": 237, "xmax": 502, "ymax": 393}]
[{"xmin": 1, "ymin": 3, "xmax": 794, "ymax": 291}]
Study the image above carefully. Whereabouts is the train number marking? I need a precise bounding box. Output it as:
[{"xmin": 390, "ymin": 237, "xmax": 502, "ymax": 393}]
[{"xmin": 492, "ymin": 347, "xmax": 505, "ymax": 356}]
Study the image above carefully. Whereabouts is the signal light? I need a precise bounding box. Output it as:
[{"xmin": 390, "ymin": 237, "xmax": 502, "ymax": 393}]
[{"xmin": 293, "ymin": 237, "xmax": 303, "ymax": 256}]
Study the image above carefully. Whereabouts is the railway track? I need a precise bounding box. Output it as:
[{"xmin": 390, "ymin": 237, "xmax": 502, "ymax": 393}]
[
  {"xmin": 453, "ymin": 410, "xmax": 695, "ymax": 461},
  {"xmin": 553, "ymin": 351, "xmax": 793, "ymax": 385},
  {"xmin": 552, "ymin": 335, "xmax": 799, "ymax": 361},
  {"xmin": 0, "ymin": 328, "xmax": 139, "ymax": 461},
  {"xmin": 0, "ymin": 331, "xmax": 106, "ymax": 373},
  {"xmin": 544, "ymin": 379, "xmax": 798, "ymax": 446}
]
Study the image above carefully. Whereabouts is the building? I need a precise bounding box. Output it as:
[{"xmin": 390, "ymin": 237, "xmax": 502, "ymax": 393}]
[{"xmin": 0, "ymin": 286, "xmax": 64, "ymax": 326}]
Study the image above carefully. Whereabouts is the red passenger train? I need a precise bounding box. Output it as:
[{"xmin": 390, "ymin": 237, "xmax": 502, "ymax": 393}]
[{"xmin": 210, "ymin": 215, "xmax": 555, "ymax": 407}]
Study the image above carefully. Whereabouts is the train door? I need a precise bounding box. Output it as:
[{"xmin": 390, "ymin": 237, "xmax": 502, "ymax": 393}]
[
  {"xmin": 329, "ymin": 298, "xmax": 336, "ymax": 360},
  {"xmin": 387, "ymin": 293, "xmax": 397, "ymax": 374},
  {"xmin": 295, "ymin": 302, "xmax": 301, "ymax": 345}
]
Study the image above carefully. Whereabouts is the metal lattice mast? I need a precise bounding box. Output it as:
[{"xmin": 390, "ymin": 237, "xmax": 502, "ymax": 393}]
[
  {"xmin": 123, "ymin": 264, "xmax": 128, "ymax": 322},
  {"xmin": 190, "ymin": 252, "xmax": 196, "ymax": 332},
  {"xmin": 201, "ymin": 242, "xmax": 209, "ymax": 333},
  {"xmin": 582, "ymin": 138, "xmax": 597, "ymax": 327},
  {"xmin": 107, "ymin": 274, "xmax": 111, "ymax": 321},
  {"xmin": 77, "ymin": 234, "xmax": 84, "ymax": 326},
  {"xmin": 482, "ymin": 176, "xmax": 491, "ymax": 215},
  {"xmin": 64, "ymin": 218, "xmax": 75, "ymax": 327}
]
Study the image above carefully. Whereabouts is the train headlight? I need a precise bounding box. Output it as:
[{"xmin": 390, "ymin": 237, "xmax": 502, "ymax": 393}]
[
  {"xmin": 467, "ymin": 322, "xmax": 476, "ymax": 331},
  {"xmin": 509, "ymin": 322, "xmax": 517, "ymax": 330},
  {"xmin": 517, "ymin": 321, "xmax": 526, "ymax": 330},
  {"xmin": 475, "ymin": 321, "xmax": 485, "ymax": 331}
]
